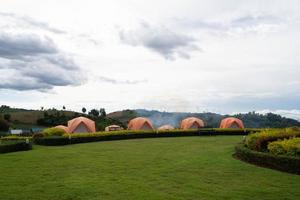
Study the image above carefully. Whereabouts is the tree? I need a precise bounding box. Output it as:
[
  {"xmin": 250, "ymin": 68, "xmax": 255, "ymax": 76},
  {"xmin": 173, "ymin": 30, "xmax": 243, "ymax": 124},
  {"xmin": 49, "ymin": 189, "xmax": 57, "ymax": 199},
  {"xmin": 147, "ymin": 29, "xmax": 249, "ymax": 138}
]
[
  {"xmin": 89, "ymin": 109, "xmax": 99, "ymax": 117},
  {"xmin": 0, "ymin": 119, "xmax": 9, "ymax": 131},
  {"xmin": 100, "ymin": 108, "xmax": 106, "ymax": 118},
  {"xmin": 4, "ymin": 113, "xmax": 11, "ymax": 122},
  {"xmin": 82, "ymin": 107, "xmax": 87, "ymax": 114},
  {"xmin": 63, "ymin": 106, "xmax": 66, "ymax": 110},
  {"xmin": 40, "ymin": 106, "xmax": 44, "ymax": 111}
]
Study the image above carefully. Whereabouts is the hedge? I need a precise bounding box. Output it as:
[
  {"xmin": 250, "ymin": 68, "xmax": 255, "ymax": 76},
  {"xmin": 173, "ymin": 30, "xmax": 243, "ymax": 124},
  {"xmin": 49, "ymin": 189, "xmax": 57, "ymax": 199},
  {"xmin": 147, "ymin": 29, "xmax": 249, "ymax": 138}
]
[
  {"xmin": 0, "ymin": 136, "xmax": 32, "ymax": 141},
  {"xmin": 268, "ymin": 137, "xmax": 300, "ymax": 157},
  {"xmin": 245, "ymin": 127, "xmax": 300, "ymax": 151},
  {"xmin": 33, "ymin": 129, "xmax": 257, "ymax": 146},
  {"xmin": 0, "ymin": 141, "xmax": 32, "ymax": 154},
  {"xmin": 234, "ymin": 143, "xmax": 300, "ymax": 174}
]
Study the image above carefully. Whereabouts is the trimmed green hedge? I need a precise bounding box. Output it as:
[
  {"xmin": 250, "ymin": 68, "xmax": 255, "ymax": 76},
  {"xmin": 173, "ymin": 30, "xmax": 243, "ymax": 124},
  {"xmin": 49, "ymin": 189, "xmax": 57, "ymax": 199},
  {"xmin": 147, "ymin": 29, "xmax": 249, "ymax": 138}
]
[
  {"xmin": 245, "ymin": 127, "xmax": 300, "ymax": 151},
  {"xmin": 33, "ymin": 129, "xmax": 256, "ymax": 146},
  {"xmin": 0, "ymin": 141, "xmax": 32, "ymax": 154},
  {"xmin": 235, "ymin": 143, "xmax": 300, "ymax": 174}
]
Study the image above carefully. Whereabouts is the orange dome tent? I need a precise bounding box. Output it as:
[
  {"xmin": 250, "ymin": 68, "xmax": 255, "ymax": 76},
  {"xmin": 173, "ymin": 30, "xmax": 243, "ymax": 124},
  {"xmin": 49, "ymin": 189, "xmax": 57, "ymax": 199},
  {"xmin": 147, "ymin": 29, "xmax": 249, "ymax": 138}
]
[
  {"xmin": 158, "ymin": 125, "xmax": 175, "ymax": 130},
  {"xmin": 55, "ymin": 125, "xmax": 69, "ymax": 133},
  {"xmin": 105, "ymin": 125, "xmax": 123, "ymax": 132},
  {"xmin": 67, "ymin": 117, "xmax": 96, "ymax": 133},
  {"xmin": 220, "ymin": 117, "xmax": 244, "ymax": 129},
  {"xmin": 180, "ymin": 117, "xmax": 204, "ymax": 129},
  {"xmin": 127, "ymin": 117, "xmax": 154, "ymax": 130}
]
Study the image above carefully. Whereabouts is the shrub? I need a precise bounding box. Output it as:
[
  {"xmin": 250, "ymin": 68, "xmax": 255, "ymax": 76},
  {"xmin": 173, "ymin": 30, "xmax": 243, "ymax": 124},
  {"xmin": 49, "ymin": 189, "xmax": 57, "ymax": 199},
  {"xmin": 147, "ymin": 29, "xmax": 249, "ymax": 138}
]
[
  {"xmin": 0, "ymin": 141, "xmax": 32, "ymax": 154},
  {"xmin": 245, "ymin": 127, "xmax": 300, "ymax": 151},
  {"xmin": 33, "ymin": 136, "xmax": 70, "ymax": 146},
  {"xmin": 42, "ymin": 127, "xmax": 66, "ymax": 137},
  {"xmin": 235, "ymin": 143, "xmax": 300, "ymax": 174},
  {"xmin": 268, "ymin": 137, "xmax": 300, "ymax": 157}
]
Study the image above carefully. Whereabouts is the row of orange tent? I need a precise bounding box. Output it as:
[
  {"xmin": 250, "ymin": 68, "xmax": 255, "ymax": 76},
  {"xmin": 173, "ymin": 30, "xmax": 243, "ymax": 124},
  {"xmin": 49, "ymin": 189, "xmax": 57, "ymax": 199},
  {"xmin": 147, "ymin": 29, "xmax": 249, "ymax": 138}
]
[
  {"xmin": 128, "ymin": 117, "xmax": 244, "ymax": 131},
  {"xmin": 55, "ymin": 116, "xmax": 244, "ymax": 134}
]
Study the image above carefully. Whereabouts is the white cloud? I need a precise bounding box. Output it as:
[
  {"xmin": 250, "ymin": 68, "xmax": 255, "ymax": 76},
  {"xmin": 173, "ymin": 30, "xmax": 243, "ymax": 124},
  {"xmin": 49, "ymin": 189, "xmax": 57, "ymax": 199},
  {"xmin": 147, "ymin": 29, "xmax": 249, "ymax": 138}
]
[
  {"xmin": 119, "ymin": 22, "xmax": 200, "ymax": 60},
  {"xmin": 0, "ymin": 0, "xmax": 299, "ymax": 120}
]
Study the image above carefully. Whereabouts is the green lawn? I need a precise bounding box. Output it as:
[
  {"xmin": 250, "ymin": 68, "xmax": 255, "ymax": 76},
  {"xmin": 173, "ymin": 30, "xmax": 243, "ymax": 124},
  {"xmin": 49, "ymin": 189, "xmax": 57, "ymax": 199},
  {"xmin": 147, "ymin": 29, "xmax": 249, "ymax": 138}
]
[{"xmin": 0, "ymin": 136, "xmax": 299, "ymax": 200}]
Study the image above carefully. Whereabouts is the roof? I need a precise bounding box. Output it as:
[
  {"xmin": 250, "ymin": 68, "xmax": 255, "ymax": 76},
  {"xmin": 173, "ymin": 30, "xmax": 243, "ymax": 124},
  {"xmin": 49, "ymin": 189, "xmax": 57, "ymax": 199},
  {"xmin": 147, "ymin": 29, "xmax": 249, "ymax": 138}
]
[
  {"xmin": 127, "ymin": 117, "xmax": 154, "ymax": 130},
  {"xmin": 180, "ymin": 117, "xmax": 204, "ymax": 129},
  {"xmin": 105, "ymin": 124, "xmax": 123, "ymax": 131},
  {"xmin": 158, "ymin": 125, "xmax": 175, "ymax": 130},
  {"xmin": 106, "ymin": 125, "xmax": 121, "ymax": 128},
  {"xmin": 55, "ymin": 125, "xmax": 69, "ymax": 133},
  {"xmin": 67, "ymin": 117, "xmax": 96, "ymax": 133},
  {"xmin": 220, "ymin": 117, "xmax": 244, "ymax": 129}
]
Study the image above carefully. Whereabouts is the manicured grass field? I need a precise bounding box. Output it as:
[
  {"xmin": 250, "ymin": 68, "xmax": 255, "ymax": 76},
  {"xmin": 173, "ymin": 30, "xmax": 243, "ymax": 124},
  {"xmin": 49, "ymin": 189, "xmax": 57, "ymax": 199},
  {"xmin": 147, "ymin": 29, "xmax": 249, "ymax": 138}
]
[{"xmin": 0, "ymin": 136, "xmax": 299, "ymax": 200}]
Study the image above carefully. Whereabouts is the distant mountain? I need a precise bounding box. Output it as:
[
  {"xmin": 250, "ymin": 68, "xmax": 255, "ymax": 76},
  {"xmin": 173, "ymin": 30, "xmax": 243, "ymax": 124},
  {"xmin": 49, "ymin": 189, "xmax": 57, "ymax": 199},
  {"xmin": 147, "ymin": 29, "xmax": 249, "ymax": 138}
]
[{"xmin": 107, "ymin": 109, "xmax": 300, "ymax": 128}]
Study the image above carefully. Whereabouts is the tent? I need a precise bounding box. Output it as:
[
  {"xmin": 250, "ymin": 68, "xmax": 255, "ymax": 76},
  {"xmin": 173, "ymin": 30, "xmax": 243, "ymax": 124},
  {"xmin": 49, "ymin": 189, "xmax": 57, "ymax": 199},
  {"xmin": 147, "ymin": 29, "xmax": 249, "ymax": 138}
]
[
  {"xmin": 55, "ymin": 125, "xmax": 69, "ymax": 133},
  {"xmin": 127, "ymin": 117, "xmax": 154, "ymax": 130},
  {"xmin": 105, "ymin": 125, "xmax": 123, "ymax": 131},
  {"xmin": 180, "ymin": 117, "xmax": 204, "ymax": 129},
  {"xmin": 158, "ymin": 125, "xmax": 175, "ymax": 130},
  {"xmin": 67, "ymin": 117, "xmax": 96, "ymax": 133},
  {"xmin": 220, "ymin": 117, "xmax": 244, "ymax": 129}
]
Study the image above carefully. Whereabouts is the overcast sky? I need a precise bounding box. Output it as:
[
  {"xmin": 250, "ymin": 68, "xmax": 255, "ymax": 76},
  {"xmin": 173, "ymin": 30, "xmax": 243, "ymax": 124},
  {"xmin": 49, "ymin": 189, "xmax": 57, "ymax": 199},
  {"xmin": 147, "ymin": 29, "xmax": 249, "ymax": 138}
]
[{"xmin": 0, "ymin": 0, "xmax": 300, "ymax": 120}]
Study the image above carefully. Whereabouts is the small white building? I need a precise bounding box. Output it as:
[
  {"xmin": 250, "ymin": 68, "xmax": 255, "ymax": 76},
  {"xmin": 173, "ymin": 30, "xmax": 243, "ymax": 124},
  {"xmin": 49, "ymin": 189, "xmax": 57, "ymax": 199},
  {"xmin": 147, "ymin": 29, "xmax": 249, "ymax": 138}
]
[{"xmin": 10, "ymin": 129, "xmax": 23, "ymax": 135}]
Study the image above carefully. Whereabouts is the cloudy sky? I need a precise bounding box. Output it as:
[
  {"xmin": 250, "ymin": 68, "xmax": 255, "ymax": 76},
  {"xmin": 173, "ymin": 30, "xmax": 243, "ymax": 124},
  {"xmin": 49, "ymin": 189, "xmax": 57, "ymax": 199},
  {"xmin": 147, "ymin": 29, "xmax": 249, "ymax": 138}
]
[{"xmin": 0, "ymin": 0, "xmax": 300, "ymax": 120}]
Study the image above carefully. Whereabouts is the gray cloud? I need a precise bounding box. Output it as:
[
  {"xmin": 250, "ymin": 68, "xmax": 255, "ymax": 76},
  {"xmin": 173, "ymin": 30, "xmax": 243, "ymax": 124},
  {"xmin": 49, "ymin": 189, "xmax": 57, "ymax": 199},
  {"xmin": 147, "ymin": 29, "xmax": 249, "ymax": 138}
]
[
  {"xmin": 0, "ymin": 33, "xmax": 84, "ymax": 91},
  {"xmin": 231, "ymin": 15, "xmax": 283, "ymax": 28},
  {"xmin": 119, "ymin": 22, "xmax": 200, "ymax": 60},
  {"xmin": 0, "ymin": 33, "xmax": 57, "ymax": 59},
  {"xmin": 98, "ymin": 76, "xmax": 147, "ymax": 85},
  {"xmin": 178, "ymin": 14, "xmax": 283, "ymax": 32},
  {"xmin": 0, "ymin": 12, "xmax": 66, "ymax": 34}
]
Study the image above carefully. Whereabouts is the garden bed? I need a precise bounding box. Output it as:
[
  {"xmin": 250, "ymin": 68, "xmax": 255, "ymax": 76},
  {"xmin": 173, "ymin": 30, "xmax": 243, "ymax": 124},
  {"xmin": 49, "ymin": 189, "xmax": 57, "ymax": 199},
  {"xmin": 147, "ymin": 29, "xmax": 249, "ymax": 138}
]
[{"xmin": 234, "ymin": 143, "xmax": 300, "ymax": 174}]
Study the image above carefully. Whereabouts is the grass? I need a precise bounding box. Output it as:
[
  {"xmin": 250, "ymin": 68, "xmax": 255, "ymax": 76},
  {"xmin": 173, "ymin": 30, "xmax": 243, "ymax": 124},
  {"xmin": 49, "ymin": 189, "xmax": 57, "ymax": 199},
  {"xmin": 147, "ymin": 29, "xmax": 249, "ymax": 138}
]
[{"xmin": 0, "ymin": 136, "xmax": 299, "ymax": 200}]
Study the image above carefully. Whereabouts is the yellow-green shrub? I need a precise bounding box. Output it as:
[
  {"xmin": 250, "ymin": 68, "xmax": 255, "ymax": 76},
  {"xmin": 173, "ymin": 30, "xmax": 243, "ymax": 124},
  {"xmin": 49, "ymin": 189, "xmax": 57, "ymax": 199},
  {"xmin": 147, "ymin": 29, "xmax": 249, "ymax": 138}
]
[
  {"xmin": 0, "ymin": 135, "xmax": 32, "ymax": 142},
  {"xmin": 268, "ymin": 137, "xmax": 300, "ymax": 157},
  {"xmin": 42, "ymin": 127, "xmax": 66, "ymax": 136},
  {"xmin": 245, "ymin": 127, "xmax": 300, "ymax": 151}
]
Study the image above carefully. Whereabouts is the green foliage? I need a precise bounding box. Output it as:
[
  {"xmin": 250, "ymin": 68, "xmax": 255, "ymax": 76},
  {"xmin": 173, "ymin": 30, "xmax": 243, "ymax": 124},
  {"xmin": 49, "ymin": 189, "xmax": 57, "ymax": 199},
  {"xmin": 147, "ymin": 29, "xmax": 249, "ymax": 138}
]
[
  {"xmin": 37, "ymin": 110, "xmax": 74, "ymax": 126},
  {"xmin": 89, "ymin": 109, "xmax": 99, "ymax": 117},
  {"xmin": 0, "ymin": 118, "xmax": 9, "ymax": 131},
  {"xmin": 235, "ymin": 143, "xmax": 300, "ymax": 174},
  {"xmin": 100, "ymin": 108, "xmax": 106, "ymax": 117},
  {"xmin": 268, "ymin": 137, "xmax": 300, "ymax": 157},
  {"xmin": 245, "ymin": 127, "xmax": 300, "ymax": 151},
  {"xmin": 42, "ymin": 127, "xmax": 66, "ymax": 136},
  {"xmin": 0, "ymin": 140, "xmax": 32, "ymax": 153}
]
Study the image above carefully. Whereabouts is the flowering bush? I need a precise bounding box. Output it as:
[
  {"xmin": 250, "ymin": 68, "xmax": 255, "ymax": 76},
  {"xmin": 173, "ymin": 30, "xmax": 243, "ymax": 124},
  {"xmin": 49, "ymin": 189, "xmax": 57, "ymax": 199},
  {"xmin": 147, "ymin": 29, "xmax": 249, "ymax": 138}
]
[{"xmin": 268, "ymin": 137, "xmax": 300, "ymax": 157}]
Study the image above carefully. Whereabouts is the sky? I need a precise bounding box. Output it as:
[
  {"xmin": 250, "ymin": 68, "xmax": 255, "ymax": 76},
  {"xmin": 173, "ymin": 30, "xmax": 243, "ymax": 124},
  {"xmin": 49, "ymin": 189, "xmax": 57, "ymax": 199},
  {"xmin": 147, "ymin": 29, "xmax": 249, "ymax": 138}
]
[{"xmin": 0, "ymin": 0, "xmax": 300, "ymax": 120}]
